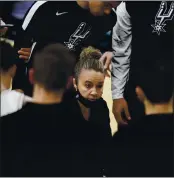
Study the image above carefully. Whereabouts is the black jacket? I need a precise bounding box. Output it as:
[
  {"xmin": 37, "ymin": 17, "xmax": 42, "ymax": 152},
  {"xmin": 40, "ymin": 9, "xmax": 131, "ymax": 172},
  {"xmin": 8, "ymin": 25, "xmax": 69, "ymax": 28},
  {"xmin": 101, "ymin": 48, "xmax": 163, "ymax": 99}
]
[
  {"xmin": 126, "ymin": 2, "xmax": 173, "ymax": 76},
  {"xmin": 16, "ymin": 1, "xmax": 116, "ymax": 59}
]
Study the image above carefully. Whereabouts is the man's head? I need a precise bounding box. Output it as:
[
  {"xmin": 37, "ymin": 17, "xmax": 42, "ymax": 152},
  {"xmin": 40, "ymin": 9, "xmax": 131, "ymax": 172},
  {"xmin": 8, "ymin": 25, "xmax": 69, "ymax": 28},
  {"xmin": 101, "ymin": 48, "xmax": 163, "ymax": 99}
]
[
  {"xmin": 77, "ymin": 1, "xmax": 120, "ymax": 16},
  {"xmin": 30, "ymin": 43, "xmax": 76, "ymax": 93},
  {"xmin": 135, "ymin": 64, "xmax": 173, "ymax": 105},
  {"xmin": 74, "ymin": 46, "xmax": 105, "ymax": 101},
  {"xmin": 0, "ymin": 40, "xmax": 17, "ymax": 78}
]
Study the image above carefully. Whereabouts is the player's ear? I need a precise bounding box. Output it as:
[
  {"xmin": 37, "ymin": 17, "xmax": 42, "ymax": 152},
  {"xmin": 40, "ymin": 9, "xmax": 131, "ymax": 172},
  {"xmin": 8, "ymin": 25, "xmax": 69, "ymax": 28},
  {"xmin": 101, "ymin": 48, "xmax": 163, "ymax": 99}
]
[
  {"xmin": 29, "ymin": 68, "xmax": 34, "ymax": 85},
  {"xmin": 66, "ymin": 76, "xmax": 73, "ymax": 89},
  {"xmin": 135, "ymin": 86, "xmax": 146, "ymax": 103},
  {"xmin": 73, "ymin": 78, "xmax": 78, "ymax": 91}
]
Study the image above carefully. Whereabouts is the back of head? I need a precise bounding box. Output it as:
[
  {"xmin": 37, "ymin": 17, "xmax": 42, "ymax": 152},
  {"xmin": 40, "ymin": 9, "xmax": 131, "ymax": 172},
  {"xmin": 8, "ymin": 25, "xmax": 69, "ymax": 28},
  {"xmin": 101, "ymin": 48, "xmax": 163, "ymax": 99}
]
[
  {"xmin": 33, "ymin": 43, "xmax": 76, "ymax": 92},
  {"xmin": 0, "ymin": 40, "xmax": 17, "ymax": 72},
  {"xmin": 79, "ymin": 46, "xmax": 102, "ymax": 61},
  {"xmin": 135, "ymin": 62, "xmax": 173, "ymax": 103},
  {"xmin": 74, "ymin": 46, "xmax": 104, "ymax": 81}
]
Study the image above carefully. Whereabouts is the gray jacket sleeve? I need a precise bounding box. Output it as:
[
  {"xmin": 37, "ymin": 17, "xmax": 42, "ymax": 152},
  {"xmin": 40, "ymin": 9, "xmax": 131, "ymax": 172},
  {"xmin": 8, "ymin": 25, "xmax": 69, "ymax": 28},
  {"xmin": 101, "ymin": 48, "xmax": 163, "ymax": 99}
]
[{"xmin": 111, "ymin": 2, "xmax": 132, "ymax": 99}]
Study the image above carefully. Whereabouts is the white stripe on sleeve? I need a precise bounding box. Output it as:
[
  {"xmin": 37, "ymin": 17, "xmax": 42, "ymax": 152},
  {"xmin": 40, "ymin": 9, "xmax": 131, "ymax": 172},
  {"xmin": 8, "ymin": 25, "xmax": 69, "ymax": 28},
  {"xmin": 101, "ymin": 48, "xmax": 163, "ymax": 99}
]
[{"xmin": 22, "ymin": 1, "xmax": 47, "ymax": 30}]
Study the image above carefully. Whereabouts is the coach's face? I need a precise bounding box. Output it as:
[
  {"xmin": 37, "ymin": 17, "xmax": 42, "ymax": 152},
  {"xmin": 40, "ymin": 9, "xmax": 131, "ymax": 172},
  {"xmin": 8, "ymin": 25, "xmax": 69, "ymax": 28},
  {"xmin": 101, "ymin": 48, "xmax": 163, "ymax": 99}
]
[{"xmin": 77, "ymin": 1, "xmax": 120, "ymax": 16}]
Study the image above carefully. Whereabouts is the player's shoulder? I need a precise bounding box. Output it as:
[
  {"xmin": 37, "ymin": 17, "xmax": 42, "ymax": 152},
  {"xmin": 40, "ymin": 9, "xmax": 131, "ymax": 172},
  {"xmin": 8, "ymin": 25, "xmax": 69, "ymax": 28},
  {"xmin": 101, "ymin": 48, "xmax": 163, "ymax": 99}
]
[
  {"xmin": 25, "ymin": 1, "xmax": 75, "ymax": 21},
  {"xmin": 1, "ymin": 100, "xmax": 31, "ymax": 123},
  {"xmin": 29, "ymin": 1, "xmax": 48, "ymax": 11},
  {"xmin": 7, "ymin": 90, "xmax": 24, "ymax": 96},
  {"xmin": 26, "ymin": 1, "xmax": 57, "ymax": 16},
  {"xmin": 125, "ymin": 1, "xmax": 164, "ymax": 16},
  {"xmin": 6, "ymin": 90, "xmax": 26, "ymax": 103},
  {"xmin": 1, "ymin": 90, "xmax": 23, "ymax": 102},
  {"xmin": 30, "ymin": 1, "xmax": 73, "ymax": 11}
]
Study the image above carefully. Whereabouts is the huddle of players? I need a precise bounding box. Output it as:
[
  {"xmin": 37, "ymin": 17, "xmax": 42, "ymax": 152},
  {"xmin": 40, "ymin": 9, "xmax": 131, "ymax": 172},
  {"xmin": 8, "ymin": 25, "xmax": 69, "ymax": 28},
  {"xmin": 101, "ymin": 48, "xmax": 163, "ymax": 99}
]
[
  {"xmin": 0, "ymin": 1, "xmax": 173, "ymax": 177},
  {"xmin": 1, "ymin": 40, "xmax": 173, "ymax": 177}
]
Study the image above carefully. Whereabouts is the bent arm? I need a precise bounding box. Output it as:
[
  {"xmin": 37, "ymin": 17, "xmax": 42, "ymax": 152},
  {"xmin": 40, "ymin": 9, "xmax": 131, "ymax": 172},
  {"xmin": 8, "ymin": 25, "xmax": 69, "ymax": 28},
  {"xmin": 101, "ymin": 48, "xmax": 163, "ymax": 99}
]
[{"xmin": 111, "ymin": 2, "xmax": 132, "ymax": 99}]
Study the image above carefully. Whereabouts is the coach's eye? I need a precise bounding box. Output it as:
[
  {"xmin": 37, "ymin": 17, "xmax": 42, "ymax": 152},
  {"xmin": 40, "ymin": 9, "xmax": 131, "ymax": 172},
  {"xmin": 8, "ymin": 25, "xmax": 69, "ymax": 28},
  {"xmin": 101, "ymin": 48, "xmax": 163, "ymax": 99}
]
[{"xmin": 85, "ymin": 83, "xmax": 92, "ymax": 88}]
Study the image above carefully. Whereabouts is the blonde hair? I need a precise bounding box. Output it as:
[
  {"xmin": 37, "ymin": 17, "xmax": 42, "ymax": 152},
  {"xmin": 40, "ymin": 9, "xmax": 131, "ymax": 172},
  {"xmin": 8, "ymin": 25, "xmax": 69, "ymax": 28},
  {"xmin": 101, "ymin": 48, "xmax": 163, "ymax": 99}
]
[
  {"xmin": 74, "ymin": 46, "xmax": 104, "ymax": 81},
  {"xmin": 79, "ymin": 46, "xmax": 102, "ymax": 61}
]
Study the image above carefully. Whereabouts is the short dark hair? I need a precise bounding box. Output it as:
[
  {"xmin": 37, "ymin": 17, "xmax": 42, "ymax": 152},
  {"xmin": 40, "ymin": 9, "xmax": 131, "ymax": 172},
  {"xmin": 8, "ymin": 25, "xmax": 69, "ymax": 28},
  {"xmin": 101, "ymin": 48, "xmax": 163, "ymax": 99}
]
[
  {"xmin": 0, "ymin": 40, "xmax": 17, "ymax": 72},
  {"xmin": 74, "ymin": 46, "xmax": 104, "ymax": 81},
  {"xmin": 33, "ymin": 43, "xmax": 76, "ymax": 91},
  {"xmin": 135, "ymin": 63, "xmax": 173, "ymax": 103}
]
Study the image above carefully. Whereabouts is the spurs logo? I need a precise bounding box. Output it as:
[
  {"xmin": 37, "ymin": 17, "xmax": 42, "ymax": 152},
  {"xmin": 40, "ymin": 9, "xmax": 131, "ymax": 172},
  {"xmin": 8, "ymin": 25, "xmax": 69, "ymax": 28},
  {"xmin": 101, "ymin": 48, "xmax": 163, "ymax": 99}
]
[
  {"xmin": 151, "ymin": 1, "xmax": 174, "ymax": 35},
  {"xmin": 64, "ymin": 22, "xmax": 91, "ymax": 51}
]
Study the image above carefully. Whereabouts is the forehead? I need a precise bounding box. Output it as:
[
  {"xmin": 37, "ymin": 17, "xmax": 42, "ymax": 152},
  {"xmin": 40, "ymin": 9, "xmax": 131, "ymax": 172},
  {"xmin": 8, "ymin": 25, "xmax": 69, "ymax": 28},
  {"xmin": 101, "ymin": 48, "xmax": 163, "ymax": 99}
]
[{"xmin": 79, "ymin": 69, "xmax": 104, "ymax": 83}]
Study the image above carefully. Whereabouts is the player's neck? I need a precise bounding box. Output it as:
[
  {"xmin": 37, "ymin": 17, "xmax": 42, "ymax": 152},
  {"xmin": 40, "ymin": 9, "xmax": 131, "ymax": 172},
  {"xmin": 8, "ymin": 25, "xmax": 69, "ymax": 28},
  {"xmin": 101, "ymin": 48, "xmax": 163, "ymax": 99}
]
[
  {"xmin": 32, "ymin": 85, "xmax": 63, "ymax": 105},
  {"xmin": 1, "ymin": 74, "xmax": 12, "ymax": 92},
  {"xmin": 145, "ymin": 99, "xmax": 173, "ymax": 115}
]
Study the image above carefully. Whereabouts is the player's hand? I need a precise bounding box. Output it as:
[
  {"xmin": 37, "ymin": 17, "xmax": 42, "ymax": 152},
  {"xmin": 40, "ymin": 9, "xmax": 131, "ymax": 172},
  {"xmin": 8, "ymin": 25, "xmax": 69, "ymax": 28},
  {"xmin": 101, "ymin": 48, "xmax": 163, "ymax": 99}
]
[
  {"xmin": 18, "ymin": 48, "xmax": 31, "ymax": 61},
  {"xmin": 100, "ymin": 51, "xmax": 113, "ymax": 77},
  {"xmin": 112, "ymin": 98, "xmax": 131, "ymax": 126}
]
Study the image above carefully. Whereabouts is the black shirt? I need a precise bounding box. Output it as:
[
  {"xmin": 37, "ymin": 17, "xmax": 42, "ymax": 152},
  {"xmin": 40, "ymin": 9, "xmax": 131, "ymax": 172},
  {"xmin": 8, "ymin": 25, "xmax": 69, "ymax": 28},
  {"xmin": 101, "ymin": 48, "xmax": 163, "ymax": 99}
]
[
  {"xmin": 69, "ymin": 97, "xmax": 112, "ymax": 141},
  {"xmin": 1, "ymin": 101, "xmax": 108, "ymax": 176},
  {"xmin": 1, "ymin": 102, "xmax": 74, "ymax": 176},
  {"xmin": 109, "ymin": 114, "xmax": 173, "ymax": 177},
  {"xmin": 68, "ymin": 97, "xmax": 113, "ymax": 175}
]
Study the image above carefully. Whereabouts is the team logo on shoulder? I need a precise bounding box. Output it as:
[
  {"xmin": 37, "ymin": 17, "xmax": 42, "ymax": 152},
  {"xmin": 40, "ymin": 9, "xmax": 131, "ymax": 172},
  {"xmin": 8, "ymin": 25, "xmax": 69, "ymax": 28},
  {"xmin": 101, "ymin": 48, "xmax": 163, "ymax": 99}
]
[{"xmin": 151, "ymin": 1, "xmax": 174, "ymax": 35}]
